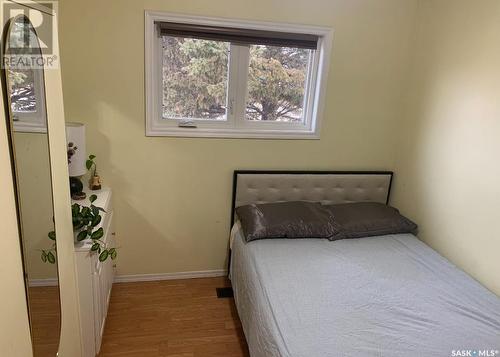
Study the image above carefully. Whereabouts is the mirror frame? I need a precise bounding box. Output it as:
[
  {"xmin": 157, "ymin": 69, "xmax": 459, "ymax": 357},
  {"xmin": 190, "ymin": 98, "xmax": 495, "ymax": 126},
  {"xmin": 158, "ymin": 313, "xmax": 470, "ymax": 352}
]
[
  {"xmin": 1, "ymin": 1, "xmax": 83, "ymax": 356},
  {"xmin": 0, "ymin": 62, "xmax": 32, "ymax": 357},
  {"xmin": 2, "ymin": 12, "xmax": 62, "ymax": 356}
]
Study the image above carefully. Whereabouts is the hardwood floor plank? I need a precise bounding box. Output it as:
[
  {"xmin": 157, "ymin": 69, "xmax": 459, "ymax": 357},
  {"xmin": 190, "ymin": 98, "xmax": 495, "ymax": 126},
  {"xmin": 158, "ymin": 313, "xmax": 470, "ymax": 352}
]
[
  {"xmin": 28, "ymin": 286, "xmax": 61, "ymax": 357},
  {"xmin": 99, "ymin": 277, "xmax": 249, "ymax": 357}
]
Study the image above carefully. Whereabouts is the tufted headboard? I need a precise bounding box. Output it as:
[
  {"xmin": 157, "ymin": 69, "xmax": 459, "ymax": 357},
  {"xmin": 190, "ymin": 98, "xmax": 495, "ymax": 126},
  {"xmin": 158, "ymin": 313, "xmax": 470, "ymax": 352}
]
[{"xmin": 230, "ymin": 170, "xmax": 393, "ymax": 226}]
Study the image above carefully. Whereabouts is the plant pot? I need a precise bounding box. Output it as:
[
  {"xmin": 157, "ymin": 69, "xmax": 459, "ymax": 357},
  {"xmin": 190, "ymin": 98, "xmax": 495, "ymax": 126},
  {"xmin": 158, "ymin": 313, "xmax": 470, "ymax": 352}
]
[{"xmin": 90, "ymin": 175, "xmax": 102, "ymax": 190}]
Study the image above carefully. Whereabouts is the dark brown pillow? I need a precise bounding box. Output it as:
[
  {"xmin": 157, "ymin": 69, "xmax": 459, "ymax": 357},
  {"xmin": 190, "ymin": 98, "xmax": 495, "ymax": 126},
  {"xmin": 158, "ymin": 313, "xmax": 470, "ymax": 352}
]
[
  {"xmin": 236, "ymin": 201, "xmax": 339, "ymax": 242},
  {"xmin": 323, "ymin": 202, "xmax": 418, "ymax": 240}
]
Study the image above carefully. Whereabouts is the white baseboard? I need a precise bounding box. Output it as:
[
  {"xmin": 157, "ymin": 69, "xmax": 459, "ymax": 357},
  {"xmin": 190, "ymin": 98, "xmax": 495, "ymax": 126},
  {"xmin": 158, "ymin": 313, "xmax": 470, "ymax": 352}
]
[
  {"xmin": 28, "ymin": 270, "xmax": 228, "ymax": 286},
  {"xmin": 114, "ymin": 269, "xmax": 227, "ymax": 283},
  {"xmin": 29, "ymin": 278, "xmax": 58, "ymax": 287}
]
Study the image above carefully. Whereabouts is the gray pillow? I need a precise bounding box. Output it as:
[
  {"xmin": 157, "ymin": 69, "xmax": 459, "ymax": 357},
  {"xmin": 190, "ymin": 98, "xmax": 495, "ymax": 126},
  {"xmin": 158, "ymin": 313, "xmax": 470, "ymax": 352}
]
[
  {"xmin": 236, "ymin": 201, "xmax": 339, "ymax": 242},
  {"xmin": 323, "ymin": 202, "xmax": 418, "ymax": 240}
]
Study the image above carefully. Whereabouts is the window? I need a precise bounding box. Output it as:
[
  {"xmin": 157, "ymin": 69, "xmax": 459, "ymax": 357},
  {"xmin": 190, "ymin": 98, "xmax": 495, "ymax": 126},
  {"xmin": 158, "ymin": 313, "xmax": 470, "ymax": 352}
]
[
  {"xmin": 145, "ymin": 12, "xmax": 333, "ymax": 139},
  {"xmin": 245, "ymin": 44, "xmax": 310, "ymax": 123},
  {"xmin": 161, "ymin": 36, "xmax": 230, "ymax": 121},
  {"xmin": 6, "ymin": 18, "xmax": 47, "ymax": 133}
]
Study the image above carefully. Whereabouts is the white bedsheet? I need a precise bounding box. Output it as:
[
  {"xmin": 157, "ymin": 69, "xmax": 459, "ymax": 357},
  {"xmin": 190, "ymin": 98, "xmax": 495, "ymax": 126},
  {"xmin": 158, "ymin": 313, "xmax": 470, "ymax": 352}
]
[{"xmin": 230, "ymin": 230, "xmax": 500, "ymax": 357}]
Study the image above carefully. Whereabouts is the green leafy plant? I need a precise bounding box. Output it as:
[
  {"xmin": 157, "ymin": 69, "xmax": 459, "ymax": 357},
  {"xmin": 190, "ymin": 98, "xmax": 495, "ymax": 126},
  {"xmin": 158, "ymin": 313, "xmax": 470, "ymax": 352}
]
[
  {"xmin": 86, "ymin": 154, "xmax": 97, "ymax": 176},
  {"xmin": 41, "ymin": 231, "xmax": 56, "ymax": 264},
  {"xmin": 43, "ymin": 194, "xmax": 117, "ymax": 264}
]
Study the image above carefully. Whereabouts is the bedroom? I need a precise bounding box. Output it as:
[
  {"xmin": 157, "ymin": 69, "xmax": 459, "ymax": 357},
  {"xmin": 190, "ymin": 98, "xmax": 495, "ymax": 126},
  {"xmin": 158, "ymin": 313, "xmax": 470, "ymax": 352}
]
[{"xmin": 0, "ymin": 0, "xmax": 499, "ymax": 356}]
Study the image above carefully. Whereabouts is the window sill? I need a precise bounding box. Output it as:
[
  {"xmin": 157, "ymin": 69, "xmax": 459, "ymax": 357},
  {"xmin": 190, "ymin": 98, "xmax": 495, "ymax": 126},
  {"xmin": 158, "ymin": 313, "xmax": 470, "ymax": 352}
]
[
  {"xmin": 13, "ymin": 121, "xmax": 47, "ymax": 133},
  {"xmin": 145, "ymin": 126, "xmax": 320, "ymax": 140}
]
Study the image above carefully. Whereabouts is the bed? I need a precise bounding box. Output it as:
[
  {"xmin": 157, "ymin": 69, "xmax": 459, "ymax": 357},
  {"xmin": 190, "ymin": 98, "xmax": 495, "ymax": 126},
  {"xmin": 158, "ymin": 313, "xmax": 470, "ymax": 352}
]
[{"xmin": 229, "ymin": 171, "xmax": 500, "ymax": 357}]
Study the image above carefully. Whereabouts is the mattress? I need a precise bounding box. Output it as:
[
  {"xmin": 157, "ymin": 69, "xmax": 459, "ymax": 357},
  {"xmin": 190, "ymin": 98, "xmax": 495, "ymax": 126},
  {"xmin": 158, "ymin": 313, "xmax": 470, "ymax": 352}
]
[{"xmin": 230, "ymin": 226, "xmax": 500, "ymax": 357}]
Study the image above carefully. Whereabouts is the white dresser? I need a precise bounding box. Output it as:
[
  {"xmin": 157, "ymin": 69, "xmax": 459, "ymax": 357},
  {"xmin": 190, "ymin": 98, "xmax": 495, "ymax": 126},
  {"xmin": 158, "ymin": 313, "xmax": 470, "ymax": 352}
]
[{"xmin": 74, "ymin": 187, "xmax": 115, "ymax": 357}]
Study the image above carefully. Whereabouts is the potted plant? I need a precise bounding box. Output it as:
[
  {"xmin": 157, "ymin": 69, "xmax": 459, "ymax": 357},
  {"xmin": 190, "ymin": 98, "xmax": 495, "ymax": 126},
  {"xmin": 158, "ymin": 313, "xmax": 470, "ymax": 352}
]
[{"xmin": 43, "ymin": 194, "xmax": 117, "ymax": 263}]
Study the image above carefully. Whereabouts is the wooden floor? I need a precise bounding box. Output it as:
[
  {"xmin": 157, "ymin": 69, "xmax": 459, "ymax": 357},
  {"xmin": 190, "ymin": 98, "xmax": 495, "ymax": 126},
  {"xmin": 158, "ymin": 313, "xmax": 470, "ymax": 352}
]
[
  {"xmin": 99, "ymin": 277, "xmax": 249, "ymax": 357},
  {"xmin": 28, "ymin": 286, "xmax": 61, "ymax": 357}
]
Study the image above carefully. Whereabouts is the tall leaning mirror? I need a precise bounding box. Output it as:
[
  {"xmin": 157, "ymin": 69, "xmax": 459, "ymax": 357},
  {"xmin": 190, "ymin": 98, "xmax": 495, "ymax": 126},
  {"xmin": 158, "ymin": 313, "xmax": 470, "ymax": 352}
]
[{"xmin": 2, "ymin": 14, "xmax": 61, "ymax": 356}]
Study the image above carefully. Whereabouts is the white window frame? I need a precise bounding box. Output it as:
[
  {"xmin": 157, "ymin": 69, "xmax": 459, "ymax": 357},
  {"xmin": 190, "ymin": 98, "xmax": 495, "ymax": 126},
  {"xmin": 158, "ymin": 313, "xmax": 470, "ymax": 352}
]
[
  {"xmin": 11, "ymin": 56, "xmax": 48, "ymax": 133},
  {"xmin": 145, "ymin": 11, "xmax": 333, "ymax": 139}
]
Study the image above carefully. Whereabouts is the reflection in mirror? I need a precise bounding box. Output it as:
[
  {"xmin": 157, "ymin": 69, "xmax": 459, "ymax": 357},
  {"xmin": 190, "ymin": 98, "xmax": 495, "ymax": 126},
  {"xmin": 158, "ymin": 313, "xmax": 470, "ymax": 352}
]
[
  {"xmin": 3, "ymin": 15, "xmax": 61, "ymax": 356},
  {"xmin": 6, "ymin": 15, "xmax": 47, "ymax": 133}
]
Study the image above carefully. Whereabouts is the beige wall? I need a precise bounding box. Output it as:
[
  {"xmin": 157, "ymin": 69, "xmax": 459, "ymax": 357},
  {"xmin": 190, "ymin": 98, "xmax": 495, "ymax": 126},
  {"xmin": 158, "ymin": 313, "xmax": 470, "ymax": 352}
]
[
  {"xmin": 14, "ymin": 133, "xmax": 58, "ymax": 280},
  {"xmin": 58, "ymin": 0, "xmax": 417, "ymax": 275},
  {"xmin": 392, "ymin": 0, "xmax": 500, "ymax": 295}
]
